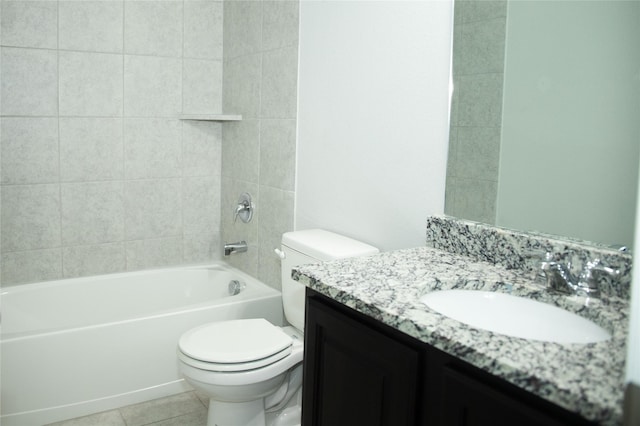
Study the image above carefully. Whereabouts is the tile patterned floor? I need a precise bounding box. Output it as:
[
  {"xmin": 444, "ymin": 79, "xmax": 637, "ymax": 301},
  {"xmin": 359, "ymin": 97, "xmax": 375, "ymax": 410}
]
[{"xmin": 46, "ymin": 392, "xmax": 208, "ymax": 426}]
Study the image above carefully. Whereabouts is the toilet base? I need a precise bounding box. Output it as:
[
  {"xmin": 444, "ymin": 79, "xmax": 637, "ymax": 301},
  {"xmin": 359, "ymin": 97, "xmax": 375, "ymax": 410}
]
[
  {"xmin": 266, "ymin": 389, "xmax": 302, "ymax": 426},
  {"xmin": 208, "ymin": 398, "xmax": 266, "ymax": 426}
]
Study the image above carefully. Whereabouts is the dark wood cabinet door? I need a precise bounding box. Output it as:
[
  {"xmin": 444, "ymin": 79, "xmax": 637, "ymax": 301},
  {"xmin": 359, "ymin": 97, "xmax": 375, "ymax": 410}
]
[
  {"xmin": 302, "ymin": 293, "xmax": 421, "ymax": 426},
  {"xmin": 441, "ymin": 366, "xmax": 567, "ymax": 426}
]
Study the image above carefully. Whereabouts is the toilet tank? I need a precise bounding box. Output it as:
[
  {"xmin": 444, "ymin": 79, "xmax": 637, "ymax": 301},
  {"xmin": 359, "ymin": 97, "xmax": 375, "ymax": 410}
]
[{"xmin": 280, "ymin": 229, "xmax": 379, "ymax": 331}]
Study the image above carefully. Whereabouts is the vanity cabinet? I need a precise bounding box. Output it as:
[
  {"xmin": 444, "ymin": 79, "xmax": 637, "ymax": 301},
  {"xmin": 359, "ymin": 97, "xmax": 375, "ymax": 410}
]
[
  {"xmin": 302, "ymin": 290, "xmax": 422, "ymax": 425},
  {"xmin": 302, "ymin": 289, "xmax": 595, "ymax": 426}
]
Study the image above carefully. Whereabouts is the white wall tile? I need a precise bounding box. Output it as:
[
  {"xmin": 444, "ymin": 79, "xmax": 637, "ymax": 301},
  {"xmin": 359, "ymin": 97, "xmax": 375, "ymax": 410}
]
[
  {"xmin": 124, "ymin": 55, "xmax": 182, "ymax": 117},
  {"xmin": 184, "ymin": 1, "xmax": 223, "ymax": 59},
  {"xmin": 1, "ymin": 117, "xmax": 59, "ymax": 184},
  {"xmin": 124, "ymin": 0, "xmax": 183, "ymax": 57},
  {"xmin": 459, "ymin": 0, "xmax": 507, "ymax": 23},
  {"xmin": 0, "ymin": 0, "xmax": 234, "ymax": 283},
  {"xmin": 455, "ymin": 18, "xmax": 506, "ymax": 76},
  {"xmin": 183, "ymin": 176, "xmax": 220, "ymax": 234},
  {"xmin": 124, "ymin": 179, "xmax": 182, "ymax": 240},
  {"xmin": 61, "ymin": 181, "xmax": 124, "ymax": 246},
  {"xmin": 261, "ymin": 46, "xmax": 298, "ymax": 118},
  {"xmin": 456, "ymin": 73, "xmax": 504, "ymax": 127},
  {"xmin": 59, "ymin": 118, "xmax": 124, "ymax": 182},
  {"xmin": 446, "ymin": 125, "xmax": 459, "ymax": 179},
  {"xmin": 258, "ymin": 186, "xmax": 294, "ymax": 290},
  {"xmin": 59, "ymin": 1, "xmax": 124, "ymax": 53},
  {"xmin": 182, "ymin": 120, "xmax": 221, "ymax": 177},
  {"xmin": 223, "ymin": 0, "xmax": 262, "ymax": 59},
  {"xmin": 1, "ymin": 249, "xmax": 62, "ymax": 285},
  {"xmin": 125, "ymin": 237, "xmax": 183, "ymax": 271},
  {"xmin": 448, "ymin": 177, "xmax": 497, "ymax": 224},
  {"xmin": 1, "ymin": 1, "xmax": 57, "ymax": 49},
  {"xmin": 259, "ymin": 119, "xmax": 296, "ymax": 191},
  {"xmin": 1, "ymin": 184, "xmax": 61, "ymax": 252},
  {"xmin": 262, "ymin": 1, "xmax": 299, "ymax": 51},
  {"xmin": 184, "ymin": 231, "xmax": 221, "ymax": 263},
  {"xmin": 455, "ymin": 126, "xmax": 501, "ymax": 180},
  {"xmin": 1, "ymin": 47, "xmax": 58, "ymax": 116},
  {"xmin": 183, "ymin": 59, "xmax": 222, "ymax": 114},
  {"xmin": 62, "ymin": 243, "xmax": 125, "ymax": 278},
  {"xmin": 222, "ymin": 53, "xmax": 261, "ymax": 119},
  {"xmin": 59, "ymin": 51, "xmax": 124, "ymax": 117},
  {"xmin": 221, "ymin": 120, "xmax": 259, "ymax": 182},
  {"xmin": 124, "ymin": 118, "xmax": 182, "ymax": 179}
]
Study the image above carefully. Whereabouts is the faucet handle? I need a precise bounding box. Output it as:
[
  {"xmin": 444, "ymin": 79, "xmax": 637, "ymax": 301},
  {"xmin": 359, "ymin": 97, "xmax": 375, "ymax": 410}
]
[
  {"xmin": 233, "ymin": 193, "xmax": 254, "ymax": 224},
  {"xmin": 518, "ymin": 250, "xmax": 553, "ymax": 283},
  {"xmin": 578, "ymin": 259, "xmax": 620, "ymax": 295}
]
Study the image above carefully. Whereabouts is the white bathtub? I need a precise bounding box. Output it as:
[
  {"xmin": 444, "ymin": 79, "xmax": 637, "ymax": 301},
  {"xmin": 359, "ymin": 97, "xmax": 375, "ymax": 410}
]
[{"xmin": 0, "ymin": 263, "xmax": 283, "ymax": 426}]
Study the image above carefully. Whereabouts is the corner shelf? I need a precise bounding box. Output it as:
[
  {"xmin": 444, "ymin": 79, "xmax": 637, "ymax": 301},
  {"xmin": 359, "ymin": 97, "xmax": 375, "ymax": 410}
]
[{"xmin": 179, "ymin": 114, "xmax": 242, "ymax": 122}]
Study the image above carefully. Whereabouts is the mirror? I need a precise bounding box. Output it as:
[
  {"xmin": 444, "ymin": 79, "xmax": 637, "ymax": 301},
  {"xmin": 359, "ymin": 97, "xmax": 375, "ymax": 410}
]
[{"xmin": 445, "ymin": 0, "xmax": 640, "ymax": 248}]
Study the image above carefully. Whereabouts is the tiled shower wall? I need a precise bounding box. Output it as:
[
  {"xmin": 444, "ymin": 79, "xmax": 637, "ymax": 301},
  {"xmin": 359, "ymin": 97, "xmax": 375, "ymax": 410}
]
[
  {"xmin": 1, "ymin": 1, "xmax": 225, "ymax": 285},
  {"xmin": 444, "ymin": 0, "xmax": 506, "ymax": 224},
  {"xmin": 221, "ymin": 1, "xmax": 299, "ymax": 290}
]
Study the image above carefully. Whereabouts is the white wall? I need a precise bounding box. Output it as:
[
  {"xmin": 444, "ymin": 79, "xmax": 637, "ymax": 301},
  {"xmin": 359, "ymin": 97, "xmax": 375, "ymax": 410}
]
[{"xmin": 295, "ymin": 0, "xmax": 453, "ymax": 251}]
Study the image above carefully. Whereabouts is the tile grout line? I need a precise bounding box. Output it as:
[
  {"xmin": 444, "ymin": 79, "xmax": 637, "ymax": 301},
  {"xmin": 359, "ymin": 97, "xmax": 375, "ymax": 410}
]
[
  {"xmin": 122, "ymin": 0, "xmax": 127, "ymax": 272},
  {"xmin": 180, "ymin": 0, "xmax": 186, "ymax": 264},
  {"xmin": 56, "ymin": 0, "xmax": 64, "ymax": 278}
]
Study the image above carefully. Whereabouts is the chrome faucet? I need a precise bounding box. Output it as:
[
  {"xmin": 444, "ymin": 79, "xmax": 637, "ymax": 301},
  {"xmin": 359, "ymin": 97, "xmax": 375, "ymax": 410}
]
[
  {"xmin": 540, "ymin": 257, "xmax": 582, "ymax": 295},
  {"xmin": 577, "ymin": 258, "xmax": 620, "ymax": 295},
  {"xmin": 538, "ymin": 252, "xmax": 619, "ymax": 297},
  {"xmin": 224, "ymin": 241, "xmax": 248, "ymax": 256}
]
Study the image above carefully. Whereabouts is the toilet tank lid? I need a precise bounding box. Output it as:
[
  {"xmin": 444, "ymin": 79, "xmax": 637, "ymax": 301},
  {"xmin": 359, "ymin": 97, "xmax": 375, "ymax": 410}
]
[{"xmin": 282, "ymin": 229, "xmax": 379, "ymax": 261}]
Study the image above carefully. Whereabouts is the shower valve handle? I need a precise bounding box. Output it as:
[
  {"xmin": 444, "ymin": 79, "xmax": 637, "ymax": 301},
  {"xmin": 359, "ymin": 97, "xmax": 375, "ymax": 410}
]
[{"xmin": 233, "ymin": 193, "xmax": 254, "ymax": 224}]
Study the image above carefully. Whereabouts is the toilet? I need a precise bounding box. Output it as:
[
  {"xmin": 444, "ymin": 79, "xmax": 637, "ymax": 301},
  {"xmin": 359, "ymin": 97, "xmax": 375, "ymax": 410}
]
[{"xmin": 177, "ymin": 229, "xmax": 379, "ymax": 426}]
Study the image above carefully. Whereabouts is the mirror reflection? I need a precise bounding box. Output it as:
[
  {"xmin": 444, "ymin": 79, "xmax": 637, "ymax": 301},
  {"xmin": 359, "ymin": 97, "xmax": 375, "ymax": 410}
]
[{"xmin": 445, "ymin": 0, "xmax": 640, "ymax": 248}]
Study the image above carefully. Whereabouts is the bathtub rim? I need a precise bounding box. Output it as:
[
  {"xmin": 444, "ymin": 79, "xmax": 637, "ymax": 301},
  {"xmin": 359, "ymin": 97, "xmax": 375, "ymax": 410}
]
[
  {"xmin": 1, "ymin": 261, "xmax": 246, "ymax": 292},
  {"xmin": 0, "ymin": 261, "xmax": 281, "ymax": 342}
]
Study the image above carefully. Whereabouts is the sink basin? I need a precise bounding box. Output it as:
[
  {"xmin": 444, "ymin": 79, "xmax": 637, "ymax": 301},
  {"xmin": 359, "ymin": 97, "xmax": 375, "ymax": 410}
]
[{"xmin": 420, "ymin": 290, "xmax": 611, "ymax": 344}]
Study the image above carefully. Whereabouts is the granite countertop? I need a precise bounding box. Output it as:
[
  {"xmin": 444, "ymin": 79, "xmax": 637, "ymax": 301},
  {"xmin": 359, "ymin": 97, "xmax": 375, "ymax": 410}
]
[{"xmin": 293, "ymin": 246, "xmax": 629, "ymax": 425}]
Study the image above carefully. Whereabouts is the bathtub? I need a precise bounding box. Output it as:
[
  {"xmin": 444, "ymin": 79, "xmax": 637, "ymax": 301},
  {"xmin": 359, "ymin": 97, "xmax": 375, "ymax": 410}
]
[{"xmin": 0, "ymin": 263, "xmax": 283, "ymax": 426}]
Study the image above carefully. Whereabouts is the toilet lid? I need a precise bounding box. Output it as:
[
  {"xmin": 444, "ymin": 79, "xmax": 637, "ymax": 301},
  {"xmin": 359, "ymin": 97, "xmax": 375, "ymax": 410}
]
[
  {"xmin": 179, "ymin": 318, "xmax": 293, "ymax": 364},
  {"xmin": 178, "ymin": 346, "xmax": 292, "ymax": 372}
]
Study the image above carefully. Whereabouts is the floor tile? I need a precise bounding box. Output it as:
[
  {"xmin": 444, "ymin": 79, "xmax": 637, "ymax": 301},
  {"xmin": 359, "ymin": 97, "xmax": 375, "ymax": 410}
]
[
  {"xmin": 46, "ymin": 410, "xmax": 126, "ymax": 426},
  {"xmin": 118, "ymin": 392, "xmax": 205, "ymax": 426},
  {"xmin": 193, "ymin": 391, "xmax": 210, "ymax": 407},
  {"xmin": 150, "ymin": 410, "xmax": 207, "ymax": 426}
]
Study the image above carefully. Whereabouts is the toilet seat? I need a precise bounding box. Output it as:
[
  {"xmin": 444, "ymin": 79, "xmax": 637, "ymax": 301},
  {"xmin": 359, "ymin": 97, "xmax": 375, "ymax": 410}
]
[
  {"xmin": 178, "ymin": 319, "xmax": 293, "ymax": 373},
  {"xmin": 178, "ymin": 346, "xmax": 292, "ymax": 372},
  {"xmin": 178, "ymin": 332, "xmax": 304, "ymax": 387}
]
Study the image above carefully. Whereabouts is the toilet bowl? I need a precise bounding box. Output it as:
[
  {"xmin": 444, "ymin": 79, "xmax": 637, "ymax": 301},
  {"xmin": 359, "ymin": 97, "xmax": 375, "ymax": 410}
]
[
  {"xmin": 177, "ymin": 230, "xmax": 378, "ymax": 426},
  {"xmin": 178, "ymin": 321, "xmax": 304, "ymax": 426}
]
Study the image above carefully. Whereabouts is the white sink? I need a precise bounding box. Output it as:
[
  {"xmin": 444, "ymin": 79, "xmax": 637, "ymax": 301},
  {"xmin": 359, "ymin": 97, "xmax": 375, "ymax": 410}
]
[{"xmin": 420, "ymin": 290, "xmax": 611, "ymax": 344}]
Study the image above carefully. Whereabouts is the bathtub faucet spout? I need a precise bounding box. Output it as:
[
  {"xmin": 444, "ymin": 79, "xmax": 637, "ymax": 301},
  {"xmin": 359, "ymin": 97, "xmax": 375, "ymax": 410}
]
[{"xmin": 224, "ymin": 241, "xmax": 248, "ymax": 256}]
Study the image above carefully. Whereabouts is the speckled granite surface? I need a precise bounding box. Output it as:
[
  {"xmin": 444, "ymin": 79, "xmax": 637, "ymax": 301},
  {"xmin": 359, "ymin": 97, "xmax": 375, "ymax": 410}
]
[
  {"xmin": 293, "ymin": 217, "xmax": 631, "ymax": 425},
  {"xmin": 426, "ymin": 215, "xmax": 633, "ymax": 299}
]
